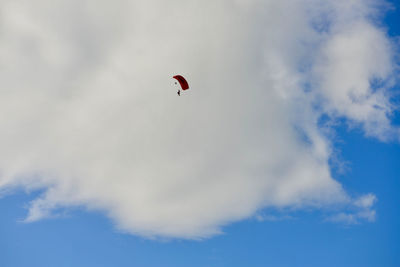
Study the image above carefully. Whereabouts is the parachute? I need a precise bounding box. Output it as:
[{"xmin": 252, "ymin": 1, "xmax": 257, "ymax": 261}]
[{"xmin": 173, "ymin": 75, "xmax": 189, "ymax": 90}]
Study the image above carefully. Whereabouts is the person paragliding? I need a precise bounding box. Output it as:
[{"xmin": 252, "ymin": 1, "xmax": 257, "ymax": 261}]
[{"xmin": 173, "ymin": 75, "xmax": 189, "ymax": 96}]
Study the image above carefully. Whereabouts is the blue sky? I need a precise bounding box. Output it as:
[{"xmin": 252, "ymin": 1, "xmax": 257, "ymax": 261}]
[{"xmin": 1, "ymin": 0, "xmax": 400, "ymax": 266}]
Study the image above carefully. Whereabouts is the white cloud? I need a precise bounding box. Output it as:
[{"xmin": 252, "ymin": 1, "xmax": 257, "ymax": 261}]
[
  {"xmin": 312, "ymin": 19, "xmax": 396, "ymax": 140},
  {"xmin": 328, "ymin": 210, "xmax": 376, "ymax": 224},
  {"xmin": 328, "ymin": 194, "xmax": 378, "ymax": 224},
  {"xmin": 354, "ymin": 193, "xmax": 377, "ymax": 209},
  {"xmin": 0, "ymin": 0, "xmax": 396, "ymax": 239},
  {"xmin": 255, "ymin": 213, "xmax": 295, "ymax": 222}
]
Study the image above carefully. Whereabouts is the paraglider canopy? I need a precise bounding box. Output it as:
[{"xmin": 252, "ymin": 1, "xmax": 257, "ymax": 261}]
[{"xmin": 173, "ymin": 75, "xmax": 189, "ymax": 90}]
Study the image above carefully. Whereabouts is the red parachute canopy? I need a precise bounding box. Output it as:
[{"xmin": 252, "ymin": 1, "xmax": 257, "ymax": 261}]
[{"xmin": 173, "ymin": 75, "xmax": 189, "ymax": 90}]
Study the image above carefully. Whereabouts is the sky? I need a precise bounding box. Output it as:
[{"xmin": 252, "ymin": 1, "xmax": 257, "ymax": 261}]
[{"xmin": 0, "ymin": 0, "xmax": 399, "ymax": 266}]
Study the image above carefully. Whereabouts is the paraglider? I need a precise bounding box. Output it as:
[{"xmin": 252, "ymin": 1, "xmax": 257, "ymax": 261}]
[{"xmin": 173, "ymin": 75, "xmax": 189, "ymax": 96}]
